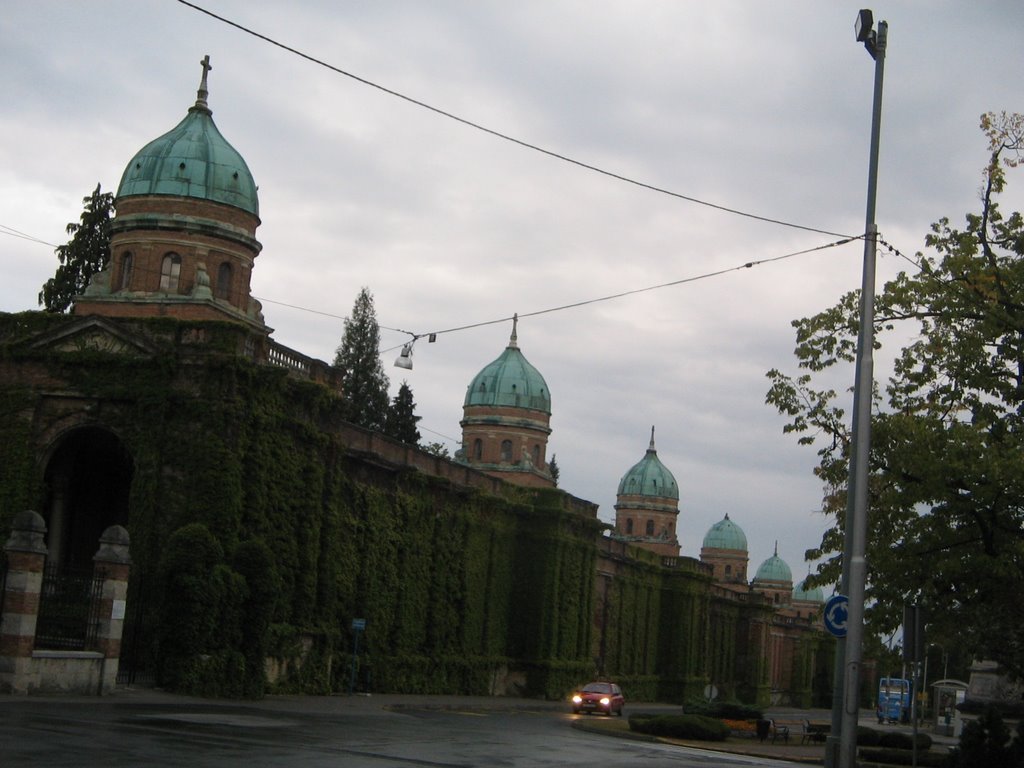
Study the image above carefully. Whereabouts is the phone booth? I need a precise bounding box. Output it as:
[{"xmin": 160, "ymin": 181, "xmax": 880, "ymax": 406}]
[{"xmin": 932, "ymin": 679, "xmax": 968, "ymax": 737}]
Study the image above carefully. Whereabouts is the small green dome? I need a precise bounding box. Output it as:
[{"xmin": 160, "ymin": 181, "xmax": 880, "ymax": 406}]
[
  {"xmin": 754, "ymin": 548, "xmax": 793, "ymax": 584},
  {"xmin": 117, "ymin": 62, "xmax": 259, "ymax": 217},
  {"xmin": 702, "ymin": 514, "xmax": 748, "ymax": 551},
  {"xmin": 793, "ymin": 578, "xmax": 825, "ymax": 603},
  {"xmin": 617, "ymin": 428, "xmax": 679, "ymax": 500},
  {"xmin": 464, "ymin": 321, "xmax": 550, "ymax": 413}
]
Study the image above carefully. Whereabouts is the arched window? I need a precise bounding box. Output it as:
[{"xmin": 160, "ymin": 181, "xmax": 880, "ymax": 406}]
[
  {"xmin": 160, "ymin": 253, "xmax": 181, "ymax": 292},
  {"xmin": 215, "ymin": 262, "xmax": 232, "ymax": 300},
  {"xmin": 532, "ymin": 444, "xmax": 540, "ymax": 465},
  {"xmin": 625, "ymin": 519, "xmax": 633, "ymax": 535},
  {"xmin": 473, "ymin": 439, "xmax": 483, "ymax": 460},
  {"xmin": 119, "ymin": 252, "xmax": 133, "ymax": 291},
  {"xmin": 645, "ymin": 519, "xmax": 655, "ymax": 536},
  {"xmin": 500, "ymin": 440, "xmax": 513, "ymax": 462},
  {"xmin": 725, "ymin": 564, "xmax": 733, "ymax": 576}
]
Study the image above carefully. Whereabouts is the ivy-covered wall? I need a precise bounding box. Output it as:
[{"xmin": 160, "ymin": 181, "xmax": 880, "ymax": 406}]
[
  {"xmin": 0, "ymin": 312, "xmax": 828, "ymax": 704},
  {"xmin": 0, "ymin": 313, "xmax": 606, "ymax": 698}
]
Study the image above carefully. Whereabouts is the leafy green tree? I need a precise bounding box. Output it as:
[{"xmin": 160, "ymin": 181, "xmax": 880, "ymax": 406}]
[
  {"xmin": 38, "ymin": 183, "xmax": 114, "ymax": 312},
  {"xmin": 385, "ymin": 381, "xmax": 421, "ymax": 444},
  {"xmin": 766, "ymin": 112, "xmax": 1024, "ymax": 675},
  {"xmin": 422, "ymin": 441, "xmax": 450, "ymax": 458},
  {"xmin": 334, "ymin": 287, "xmax": 391, "ymax": 432},
  {"xmin": 948, "ymin": 707, "xmax": 1024, "ymax": 768}
]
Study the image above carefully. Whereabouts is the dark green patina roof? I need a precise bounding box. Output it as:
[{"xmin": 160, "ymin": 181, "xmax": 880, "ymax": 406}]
[
  {"xmin": 617, "ymin": 428, "xmax": 679, "ymax": 500},
  {"xmin": 116, "ymin": 57, "xmax": 259, "ymax": 217},
  {"xmin": 702, "ymin": 514, "xmax": 748, "ymax": 550},
  {"xmin": 464, "ymin": 318, "xmax": 550, "ymax": 413},
  {"xmin": 793, "ymin": 578, "xmax": 825, "ymax": 603},
  {"xmin": 754, "ymin": 545, "xmax": 793, "ymax": 584}
]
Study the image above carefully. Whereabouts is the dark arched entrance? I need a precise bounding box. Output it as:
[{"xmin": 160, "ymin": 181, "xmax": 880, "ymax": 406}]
[{"xmin": 43, "ymin": 427, "xmax": 133, "ymax": 572}]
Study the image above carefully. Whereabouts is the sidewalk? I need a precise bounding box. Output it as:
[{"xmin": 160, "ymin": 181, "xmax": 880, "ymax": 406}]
[{"xmin": 570, "ymin": 707, "xmax": 959, "ymax": 765}]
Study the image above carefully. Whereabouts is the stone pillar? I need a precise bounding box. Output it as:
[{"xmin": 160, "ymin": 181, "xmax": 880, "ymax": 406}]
[
  {"xmin": 92, "ymin": 525, "xmax": 131, "ymax": 694},
  {"xmin": 0, "ymin": 510, "xmax": 49, "ymax": 694}
]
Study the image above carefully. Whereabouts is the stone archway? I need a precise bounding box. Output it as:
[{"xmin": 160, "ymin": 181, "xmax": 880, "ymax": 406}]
[{"xmin": 42, "ymin": 427, "xmax": 134, "ymax": 572}]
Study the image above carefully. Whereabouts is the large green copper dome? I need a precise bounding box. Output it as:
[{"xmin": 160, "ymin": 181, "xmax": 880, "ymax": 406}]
[
  {"xmin": 617, "ymin": 428, "xmax": 679, "ymax": 500},
  {"xmin": 754, "ymin": 546, "xmax": 793, "ymax": 583},
  {"xmin": 116, "ymin": 58, "xmax": 259, "ymax": 217},
  {"xmin": 702, "ymin": 514, "xmax": 748, "ymax": 551},
  {"xmin": 464, "ymin": 319, "xmax": 550, "ymax": 412},
  {"xmin": 793, "ymin": 578, "xmax": 825, "ymax": 603}
]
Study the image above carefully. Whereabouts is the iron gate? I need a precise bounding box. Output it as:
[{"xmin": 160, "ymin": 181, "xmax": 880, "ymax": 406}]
[{"xmin": 35, "ymin": 566, "xmax": 104, "ymax": 651}]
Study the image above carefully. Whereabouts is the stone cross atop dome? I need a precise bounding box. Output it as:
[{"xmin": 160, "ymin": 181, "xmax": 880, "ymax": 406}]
[{"xmin": 194, "ymin": 55, "xmax": 212, "ymax": 113}]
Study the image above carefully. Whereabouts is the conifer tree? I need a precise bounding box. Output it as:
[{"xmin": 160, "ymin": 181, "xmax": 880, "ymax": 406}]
[
  {"xmin": 385, "ymin": 381, "xmax": 421, "ymax": 444},
  {"xmin": 334, "ymin": 287, "xmax": 390, "ymax": 431},
  {"xmin": 39, "ymin": 183, "xmax": 114, "ymax": 313},
  {"xmin": 548, "ymin": 453, "xmax": 560, "ymax": 485}
]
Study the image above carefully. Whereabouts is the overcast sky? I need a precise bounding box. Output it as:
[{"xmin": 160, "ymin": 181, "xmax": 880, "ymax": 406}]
[{"xmin": 2, "ymin": 2, "xmax": 1022, "ymax": 585}]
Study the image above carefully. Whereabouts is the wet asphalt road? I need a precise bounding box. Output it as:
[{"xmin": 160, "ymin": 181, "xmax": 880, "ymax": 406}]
[{"xmin": 0, "ymin": 690, "xmax": 800, "ymax": 768}]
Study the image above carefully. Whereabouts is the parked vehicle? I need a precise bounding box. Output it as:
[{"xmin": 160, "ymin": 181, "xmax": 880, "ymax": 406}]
[
  {"xmin": 877, "ymin": 677, "xmax": 911, "ymax": 723},
  {"xmin": 571, "ymin": 681, "xmax": 625, "ymax": 716}
]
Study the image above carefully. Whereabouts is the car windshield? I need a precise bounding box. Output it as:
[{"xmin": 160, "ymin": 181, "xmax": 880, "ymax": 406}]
[{"xmin": 582, "ymin": 683, "xmax": 611, "ymax": 693}]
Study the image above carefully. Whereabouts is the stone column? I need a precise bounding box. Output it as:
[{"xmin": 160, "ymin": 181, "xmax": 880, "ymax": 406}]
[
  {"xmin": 92, "ymin": 525, "xmax": 132, "ymax": 694},
  {"xmin": 0, "ymin": 510, "xmax": 49, "ymax": 694}
]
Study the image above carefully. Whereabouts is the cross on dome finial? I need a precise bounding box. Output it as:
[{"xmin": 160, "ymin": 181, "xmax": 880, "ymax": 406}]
[
  {"xmin": 195, "ymin": 54, "xmax": 212, "ymax": 111},
  {"xmin": 508, "ymin": 313, "xmax": 519, "ymax": 348},
  {"xmin": 648, "ymin": 425, "xmax": 656, "ymax": 451}
]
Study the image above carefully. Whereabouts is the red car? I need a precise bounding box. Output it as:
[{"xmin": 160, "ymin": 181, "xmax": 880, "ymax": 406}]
[{"xmin": 571, "ymin": 681, "xmax": 625, "ymax": 716}]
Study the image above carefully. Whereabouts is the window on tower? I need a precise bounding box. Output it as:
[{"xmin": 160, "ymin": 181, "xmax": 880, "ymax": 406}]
[
  {"xmin": 473, "ymin": 439, "xmax": 483, "ymax": 460},
  {"xmin": 625, "ymin": 519, "xmax": 633, "ymax": 535},
  {"xmin": 216, "ymin": 262, "xmax": 232, "ymax": 300},
  {"xmin": 119, "ymin": 252, "xmax": 133, "ymax": 291},
  {"xmin": 160, "ymin": 253, "xmax": 182, "ymax": 292},
  {"xmin": 645, "ymin": 520, "xmax": 655, "ymax": 536},
  {"xmin": 500, "ymin": 440, "xmax": 513, "ymax": 462}
]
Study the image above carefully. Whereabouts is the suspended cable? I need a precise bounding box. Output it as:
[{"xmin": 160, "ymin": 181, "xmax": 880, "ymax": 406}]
[
  {"xmin": 176, "ymin": 0, "xmax": 853, "ymax": 239},
  {"xmin": 378, "ymin": 236, "xmax": 857, "ymax": 351},
  {"xmin": 0, "ymin": 224, "xmax": 57, "ymax": 248}
]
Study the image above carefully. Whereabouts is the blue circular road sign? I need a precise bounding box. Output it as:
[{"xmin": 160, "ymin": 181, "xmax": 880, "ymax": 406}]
[{"xmin": 824, "ymin": 594, "xmax": 849, "ymax": 638}]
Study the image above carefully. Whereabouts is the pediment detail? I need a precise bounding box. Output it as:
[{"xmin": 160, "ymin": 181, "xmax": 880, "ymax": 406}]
[{"xmin": 29, "ymin": 317, "xmax": 157, "ymax": 357}]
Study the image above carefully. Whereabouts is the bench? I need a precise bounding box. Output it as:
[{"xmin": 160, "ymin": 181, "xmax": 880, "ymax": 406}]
[
  {"xmin": 801, "ymin": 719, "xmax": 830, "ymax": 744},
  {"xmin": 756, "ymin": 719, "xmax": 791, "ymax": 743}
]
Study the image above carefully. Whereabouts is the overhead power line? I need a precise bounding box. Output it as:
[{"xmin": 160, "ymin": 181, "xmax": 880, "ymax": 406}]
[
  {"xmin": 363, "ymin": 237, "xmax": 859, "ymax": 351},
  {"xmin": 176, "ymin": 0, "xmax": 854, "ymax": 240},
  {"xmin": 0, "ymin": 224, "xmax": 57, "ymax": 248}
]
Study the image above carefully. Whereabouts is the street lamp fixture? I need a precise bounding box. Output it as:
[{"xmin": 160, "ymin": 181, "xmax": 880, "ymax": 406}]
[
  {"xmin": 855, "ymin": 9, "xmax": 881, "ymax": 59},
  {"xmin": 394, "ymin": 342, "xmax": 414, "ymax": 370}
]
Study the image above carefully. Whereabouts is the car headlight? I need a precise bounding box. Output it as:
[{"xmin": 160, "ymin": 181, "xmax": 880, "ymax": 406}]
[
  {"xmin": 572, "ymin": 695, "xmax": 582, "ymax": 704},
  {"xmin": 600, "ymin": 697, "xmax": 610, "ymax": 706}
]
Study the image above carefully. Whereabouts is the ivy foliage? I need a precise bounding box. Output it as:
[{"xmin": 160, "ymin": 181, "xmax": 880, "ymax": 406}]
[{"xmin": 0, "ymin": 311, "xmax": 776, "ymax": 702}]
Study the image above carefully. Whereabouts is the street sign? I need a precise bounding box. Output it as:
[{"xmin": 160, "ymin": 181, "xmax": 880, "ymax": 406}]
[
  {"xmin": 352, "ymin": 618, "xmax": 366, "ymax": 631},
  {"xmin": 824, "ymin": 594, "xmax": 849, "ymax": 638}
]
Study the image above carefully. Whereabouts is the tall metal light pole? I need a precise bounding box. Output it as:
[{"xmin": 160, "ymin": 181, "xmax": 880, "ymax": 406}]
[{"xmin": 825, "ymin": 11, "xmax": 887, "ymax": 768}]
